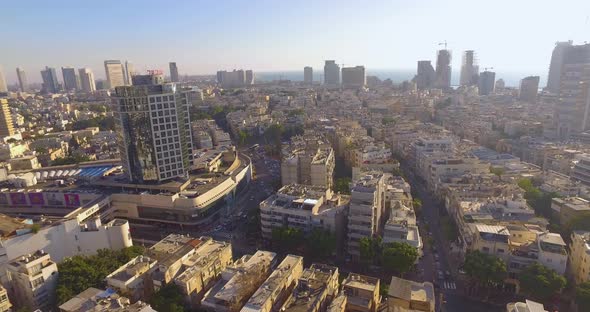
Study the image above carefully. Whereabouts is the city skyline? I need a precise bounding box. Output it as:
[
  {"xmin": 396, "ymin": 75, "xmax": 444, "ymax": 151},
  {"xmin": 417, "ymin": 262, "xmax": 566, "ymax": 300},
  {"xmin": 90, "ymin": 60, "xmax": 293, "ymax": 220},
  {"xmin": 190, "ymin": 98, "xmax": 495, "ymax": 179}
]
[{"xmin": 1, "ymin": 0, "xmax": 589, "ymax": 84}]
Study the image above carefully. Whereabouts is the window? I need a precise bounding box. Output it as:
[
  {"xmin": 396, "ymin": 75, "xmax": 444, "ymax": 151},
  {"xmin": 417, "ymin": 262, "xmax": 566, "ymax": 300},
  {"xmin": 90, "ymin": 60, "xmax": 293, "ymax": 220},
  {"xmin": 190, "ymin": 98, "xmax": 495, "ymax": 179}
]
[
  {"xmin": 482, "ymin": 247, "xmax": 490, "ymax": 253},
  {"xmin": 497, "ymin": 248, "xmax": 504, "ymax": 253}
]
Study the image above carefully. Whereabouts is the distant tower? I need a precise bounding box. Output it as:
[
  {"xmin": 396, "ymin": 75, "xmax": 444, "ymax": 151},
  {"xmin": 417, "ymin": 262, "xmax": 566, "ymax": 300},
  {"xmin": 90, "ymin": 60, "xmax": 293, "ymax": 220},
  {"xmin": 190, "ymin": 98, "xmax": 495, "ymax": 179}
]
[
  {"xmin": 546, "ymin": 41, "xmax": 573, "ymax": 93},
  {"xmin": 124, "ymin": 61, "xmax": 135, "ymax": 85},
  {"xmin": 61, "ymin": 67, "xmax": 80, "ymax": 92},
  {"xmin": 341, "ymin": 66, "xmax": 366, "ymax": 88},
  {"xmin": 304, "ymin": 66, "xmax": 313, "ymax": 84},
  {"xmin": 245, "ymin": 70, "xmax": 254, "ymax": 85},
  {"xmin": 0, "ymin": 69, "xmax": 7, "ymax": 93},
  {"xmin": 16, "ymin": 67, "xmax": 28, "ymax": 92},
  {"xmin": 414, "ymin": 61, "xmax": 436, "ymax": 89},
  {"xmin": 519, "ymin": 76, "xmax": 540, "ymax": 103},
  {"xmin": 169, "ymin": 62, "xmax": 179, "ymax": 82},
  {"xmin": 495, "ymin": 79, "xmax": 505, "ymax": 91},
  {"xmin": 78, "ymin": 68, "xmax": 96, "ymax": 93},
  {"xmin": 460, "ymin": 50, "xmax": 479, "ymax": 86},
  {"xmin": 324, "ymin": 60, "xmax": 340, "ymax": 86},
  {"xmin": 478, "ymin": 71, "xmax": 496, "ymax": 95},
  {"xmin": 0, "ymin": 98, "xmax": 15, "ymax": 137},
  {"xmin": 435, "ymin": 49, "xmax": 452, "ymax": 89},
  {"xmin": 40, "ymin": 66, "xmax": 60, "ymax": 93},
  {"xmin": 104, "ymin": 60, "xmax": 126, "ymax": 88}
]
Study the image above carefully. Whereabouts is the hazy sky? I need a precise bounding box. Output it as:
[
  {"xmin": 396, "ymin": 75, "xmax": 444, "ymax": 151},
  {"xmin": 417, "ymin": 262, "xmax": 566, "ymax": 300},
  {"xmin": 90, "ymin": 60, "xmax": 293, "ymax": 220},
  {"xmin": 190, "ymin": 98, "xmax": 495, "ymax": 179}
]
[{"xmin": 1, "ymin": 0, "xmax": 589, "ymax": 84}]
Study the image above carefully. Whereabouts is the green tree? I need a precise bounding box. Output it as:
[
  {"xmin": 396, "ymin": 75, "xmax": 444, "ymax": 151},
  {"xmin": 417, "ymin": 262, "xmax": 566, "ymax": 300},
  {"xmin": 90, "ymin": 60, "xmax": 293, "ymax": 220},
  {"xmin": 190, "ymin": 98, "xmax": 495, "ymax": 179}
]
[
  {"xmin": 237, "ymin": 130, "xmax": 249, "ymax": 146},
  {"xmin": 334, "ymin": 178, "xmax": 351, "ymax": 195},
  {"xmin": 489, "ymin": 167, "xmax": 505, "ymax": 177},
  {"xmin": 463, "ymin": 250, "xmax": 507, "ymax": 287},
  {"xmin": 381, "ymin": 242, "xmax": 418, "ymax": 274},
  {"xmin": 519, "ymin": 262, "xmax": 566, "ymax": 300},
  {"xmin": 359, "ymin": 237, "xmax": 381, "ymax": 267},
  {"xmin": 517, "ymin": 178, "xmax": 560, "ymax": 217},
  {"xmin": 307, "ymin": 229, "xmax": 336, "ymax": 260},
  {"xmin": 271, "ymin": 227, "xmax": 304, "ymax": 253},
  {"xmin": 149, "ymin": 284, "xmax": 185, "ymax": 312},
  {"xmin": 412, "ymin": 198, "xmax": 422, "ymax": 216},
  {"xmin": 576, "ymin": 281, "xmax": 590, "ymax": 312},
  {"xmin": 56, "ymin": 246, "xmax": 144, "ymax": 304}
]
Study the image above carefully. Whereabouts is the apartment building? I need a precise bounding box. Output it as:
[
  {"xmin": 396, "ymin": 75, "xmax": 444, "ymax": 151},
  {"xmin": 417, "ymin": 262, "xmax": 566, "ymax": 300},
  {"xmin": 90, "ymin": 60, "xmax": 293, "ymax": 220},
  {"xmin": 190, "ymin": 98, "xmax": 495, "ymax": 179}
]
[
  {"xmin": 506, "ymin": 299, "xmax": 548, "ymax": 312},
  {"xmin": 259, "ymin": 184, "xmax": 349, "ymax": 241},
  {"xmin": 280, "ymin": 263, "xmax": 340, "ymax": 312},
  {"xmin": 347, "ymin": 172, "xmax": 387, "ymax": 258},
  {"xmin": 383, "ymin": 201, "xmax": 423, "ymax": 254},
  {"xmin": 472, "ymin": 224, "xmax": 511, "ymax": 261},
  {"xmin": 572, "ymin": 155, "xmax": 590, "ymax": 186},
  {"xmin": 551, "ymin": 197, "xmax": 590, "ymax": 226},
  {"xmin": 338, "ymin": 273, "xmax": 381, "ymax": 312},
  {"xmin": 6, "ymin": 250, "xmax": 58, "ymax": 311},
  {"xmin": 281, "ymin": 146, "xmax": 335, "ymax": 189},
  {"xmin": 569, "ymin": 231, "xmax": 590, "ymax": 284},
  {"xmin": 201, "ymin": 250, "xmax": 276, "ymax": 312},
  {"xmin": 105, "ymin": 255, "xmax": 158, "ymax": 302},
  {"xmin": 59, "ymin": 287, "xmax": 157, "ymax": 312},
  {"xmin": 0, "ymin": 286, "xmax": 10, "ymax": 312},
  {"xmin": 387, "ymin": 276, "xmax": 435, "ymax": 312},
  {"xmin": 241, "ymin": 255, "xmax": 304, "ymax": 312}
]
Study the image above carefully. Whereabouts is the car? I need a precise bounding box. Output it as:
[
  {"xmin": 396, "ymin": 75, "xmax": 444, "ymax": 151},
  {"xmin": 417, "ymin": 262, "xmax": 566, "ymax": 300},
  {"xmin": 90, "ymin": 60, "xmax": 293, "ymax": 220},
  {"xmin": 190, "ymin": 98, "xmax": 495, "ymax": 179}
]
[
  {"xmin": 214, "ymin": 225, "xmax": 223, "ymax": 231},
  {"xmin": 437, "ymin": 270, "xmax": 444, "ymax": 280},
  {"xmin": 445, "ymin": 270, "xmax": 451, "ymax": 278},
  {"xmin": 434, "ymin": 254, "xmax": 439, "ymax": 260}
]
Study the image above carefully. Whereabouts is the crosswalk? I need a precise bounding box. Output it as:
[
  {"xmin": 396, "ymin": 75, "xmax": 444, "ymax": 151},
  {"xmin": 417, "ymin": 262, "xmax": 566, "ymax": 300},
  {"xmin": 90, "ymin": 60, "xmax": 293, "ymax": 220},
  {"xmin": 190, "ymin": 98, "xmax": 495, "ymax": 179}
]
[{"xmin": 442, "ymin": 281, "xmax": 456, "ymax": 290}]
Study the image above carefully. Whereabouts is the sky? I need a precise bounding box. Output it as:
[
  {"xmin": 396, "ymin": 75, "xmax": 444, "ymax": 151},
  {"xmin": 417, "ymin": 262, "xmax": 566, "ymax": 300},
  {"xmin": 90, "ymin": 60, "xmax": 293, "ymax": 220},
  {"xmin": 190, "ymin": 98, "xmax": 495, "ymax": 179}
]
[{"xmin": 1, "ymin": 0, "xmax": 589, "ymax": 84}]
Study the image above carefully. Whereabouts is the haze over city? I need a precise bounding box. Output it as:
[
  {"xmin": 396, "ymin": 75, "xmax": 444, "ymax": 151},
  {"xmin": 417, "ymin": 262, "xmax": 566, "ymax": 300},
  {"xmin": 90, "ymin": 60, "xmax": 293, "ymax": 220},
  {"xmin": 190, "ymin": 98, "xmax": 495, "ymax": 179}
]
[{"xmin": 2, "ymin": 0, "xmax": 590, "ymax": 84}]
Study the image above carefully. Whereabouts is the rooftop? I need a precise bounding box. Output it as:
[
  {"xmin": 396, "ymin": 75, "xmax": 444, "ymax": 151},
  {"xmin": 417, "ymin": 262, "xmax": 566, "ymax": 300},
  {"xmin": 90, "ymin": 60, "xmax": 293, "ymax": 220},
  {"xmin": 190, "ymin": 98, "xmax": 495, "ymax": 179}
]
[{"xmin": 388, "ymin": 276, "xmax": 435, "ymax": 306}]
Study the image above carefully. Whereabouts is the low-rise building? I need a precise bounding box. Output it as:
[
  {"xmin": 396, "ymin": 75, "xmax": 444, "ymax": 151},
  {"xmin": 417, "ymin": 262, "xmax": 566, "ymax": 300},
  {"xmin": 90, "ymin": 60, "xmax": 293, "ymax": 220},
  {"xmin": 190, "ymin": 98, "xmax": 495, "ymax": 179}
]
[
  {"xmin": 387, "ymin": 276, "xmax": 435, "ymax": 312},
  {"xmin": 0, "ymin": 285, "xmax": 11, "ymax": 312},
  {"xmin": 6, "ymin": 250, "xmax": 58, "ymax": 311},
  {"xmin": 58, "ymin": 287, "xmax": 157, "ymax": 312},
  {"xmin": 551, "ymin": 197, "xmax": 590, "ymax": 226},
  {"xmin": 506, "ymin": 299, "xmax": 547, "ymax": 312},
  {"xmin": 340, "ymin": 273, "xmax": 380, "ymax": 312},
  {"xmin": 569, "ymin": 231, "xmax": 590, "ymax": 284},
  {"xmin": 241, "ymin": 255, "xmax": 304, "ymax": 312},
  {"xmin": 472, "ymin": 224, "xmax": 511, "ymax": 261},
  {"xmin": 105, "ymin": 255, "xmax": 158, "ymax": 302},
  {"xmin": 280, "ymin": 263, "xmax": 339, "ymax": 312}
]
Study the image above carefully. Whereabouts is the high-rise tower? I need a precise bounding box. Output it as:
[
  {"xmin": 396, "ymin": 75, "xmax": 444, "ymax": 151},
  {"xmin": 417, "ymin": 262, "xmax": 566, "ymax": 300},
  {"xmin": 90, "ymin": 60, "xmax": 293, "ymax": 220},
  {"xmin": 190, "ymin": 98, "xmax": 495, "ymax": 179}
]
[
  {"xmin": 169, "ymin": 62, "xmax": 179, "ymax": 83},
  {"xmin": 40, "ymin": 66, "xmax": 60, "ymax": 93},
  {"xmin": 61, "ymin": 67, "xmax": 80, "ymax": 92},
  {"xmin": 435, "ymin": 49, "xmax": 452, "ymax": 89},
  {"xmin": 324, "ymin": 60, "xmax": 340, "ymax": 86},
  {"xmin": 460, "ymin": 50, "xmax": 479, "ymax": 86},
  {"xmin": 16, "ymin": 67, "xmax": 28, "ymax": 92},
  {"xmin": 78, "ymin": 68, "xmax": 96, "ymax": 93},
  {"xmin": 547, "ymin": 41, "xmax": 574, "ymax": 93},
  {"xmin": 304, "ymin": 66, "xmax": 313, "ymax": 84},
  {"xmin": 104, "ymin": 60, "xmax": 126, "ymax": 88}
]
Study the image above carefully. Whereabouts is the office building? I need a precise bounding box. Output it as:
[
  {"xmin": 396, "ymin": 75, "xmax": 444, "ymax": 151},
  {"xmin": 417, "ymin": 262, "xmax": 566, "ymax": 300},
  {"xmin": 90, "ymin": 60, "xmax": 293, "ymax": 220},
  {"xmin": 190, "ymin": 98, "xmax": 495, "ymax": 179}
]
[
  {"xmin": 78, "ymin": 68, "xmax": 96, "ymax": 93},
  {"xmin": 61, "ymin": 67, "xmax": 80, "ymax": 91},
  {"xmin": 169, "ymin": 62, "xmax": 179, "ymax": 82},
  {"xmin": 547, "ymin": 41, "xmax": 573, "ymax": 93},
  {"xmin": 460, "ymin": 50, "xmax": 479, "ymax": 86},
  {"xmin": 124, "ymin": 61, "xmax": 135, "ymax": 85},
  {"xmin": 0, "ymin": 69, "xmax": 6, "ymax": 93},
  {"xmin": 217, "ymin": 70, "xmax": 249, "ymax": 88},
  {"xmin": 40, "ymin": 66, "xmax": 60, "ymax": 93},
  {"xmin": 304, "ymin": 66, "xmax": 313, "ymax": 84},
  {"xmin": 347, "ymin": 172, "xmax": 386, "ymax": 258},
  {"xmin": 246, "ymin": 69, "xmax": 254, "ymax": 85},
  {"xmin": 111, "ymin": 77, "xmax": 193, "ymax": 183},
  {"xmin": 519, "ymin": 76, "xmax": 540, "ymax": 103},
  {"xmin": 104, "ymin": 60, "xmax": 126, "ymax": 88},
  {"xmin": 341, "ymin": 66, "xmax": 366, "ymax": 88},
  {"xmin": 388, "ymin": 277, "xmax": 435, "ymax": 312},
  {"xmin": 478, "ymin": 70, "xmax": 496, "ymax": 95},
  {"xmin": 324, "ymin": 60, "xmax": 340, "ymax": 86},
  {"xmin": 131, "ymin": 71, "xmax": 164, "ymax": 86},
  {"xmin": 16, "ymin": 67, "xmax": 28, "ymax": 92},
  {"xmin": 553, "ymin": 43, "xmax": 590, "ymax": 138},
  {"xmin": 414, "ymin": 61, "xmax": 436, "ymax": 89},
  {"xmin": 7, "ymin": 250, "xmax": 58, "ymax": 311},
  {"xmin": 0, "ymin": 99, "xmax": 15, "ymax": 138},
  {"xmin": 0, "ymin": 286, "xmax": 10, "ymax": 312},
  {"xmin": 435, "ymin": 49, "xmax": 452, "ymax": 89}
]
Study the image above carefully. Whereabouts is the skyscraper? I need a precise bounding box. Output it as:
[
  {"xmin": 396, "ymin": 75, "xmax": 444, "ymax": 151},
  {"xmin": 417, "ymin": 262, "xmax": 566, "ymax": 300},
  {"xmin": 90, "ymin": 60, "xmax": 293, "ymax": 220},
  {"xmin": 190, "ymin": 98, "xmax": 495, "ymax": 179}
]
[
  {"xmin": 324, "ymin": 60, "xmax": 340, "ymax": 86},
  {"xmin": 104, "ymin": 60, "xmax": 126, "ymax": 88},
  {"xmin": 245, "ymin": 70, "xmax": 254, "ymax": 85},
  {"xmin": 61, "ymin": 67, "xmax": 80, "ymax": 92},
  {"xmin": 0, "ymin": 99, "xmax": 15, "ymax": 138},
  {"xmin": 341, "ymin": 66, "xmax": 366, "ymax": 88},
  {"xmin": 304, "ymin": 66, "xmax": 313, "ymax": 84},
  {"xmin": 216, "ymin": 69, "xmax": 249, "ymax": 88},
  {"xmin": 460, "ymin": 50, "xmax": 479, "ymax": 86},
  {"xmin": 414, "ymin": 61, "xmax": 436, "ymax": 89},
  {"xmin": 0, "ymin": 69, "xmax": 7, "ymax": 93},
  {"xmin": 478, "ymin": 70, "xmax": 496, "ymax": 95},
  {"xmin": 16, "ymin": 67, "xmax": 28, "ymax": 92},
  {"xmin": 547, "ymin": 41, "xmax": 574, "ymax": 93},
  {"xmin": 169, "ymin": 62, "xmax": 179, "ymax": 82},
  {"xmin": 554, "ymin": 43, "xmax": 590, "ymax": 139},
  {"xmin": 435, "ymin": 49, "xmax": 452, "ymax": 89},
  {"xmin": 112, "ymin": 77, "xmax": 193, "ymax": 183},
  {"xmin": 40, "ymin": 66, "xmax": 60, "ymax": 93},
  {"xmin": 519, "ymin": 76, "xmax": 540, "ymax": 103},
  {"xmin": 124, "ymin": 61, "xmax": 135, "ymax": 86},
  {"xmin": 78, "ymin": 68, "xmax": 96, "ymax": 93}
]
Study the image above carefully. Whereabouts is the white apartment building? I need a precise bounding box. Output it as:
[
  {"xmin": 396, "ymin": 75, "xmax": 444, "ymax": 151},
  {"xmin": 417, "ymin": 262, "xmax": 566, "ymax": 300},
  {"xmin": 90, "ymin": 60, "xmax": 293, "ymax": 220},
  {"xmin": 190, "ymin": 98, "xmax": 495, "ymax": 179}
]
[
  {"xmin": 6, "ymin": 250, "xmax": 58, "ymax": 311},
  {"xmin": 569, "ymin": 231, "xmax": 590, "ymax": 284}
]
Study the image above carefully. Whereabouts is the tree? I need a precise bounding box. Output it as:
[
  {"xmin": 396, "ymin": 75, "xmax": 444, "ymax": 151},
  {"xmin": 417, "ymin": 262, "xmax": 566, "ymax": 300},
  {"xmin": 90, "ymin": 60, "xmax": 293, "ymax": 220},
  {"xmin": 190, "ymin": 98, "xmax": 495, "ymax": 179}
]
[
  {"xmin": 576, "ymin": 281, "xmax": 590, "ymax": 312},
  {"xmin": 412, "ymin": 198, "xmax": 422, "ymax": 216},
  {"xmin": 359, "ymin": 237, "xmax": 381, "ymax": 267},
  {"xmin": 381, "ymin": 242, "xmax": 418, "ymax": 274},
  {"xmin": 334, "ymin": 178, "xmax": 351, "ymax": 195},
  {"xmin": 149, "ymin": 284, "xmax": 185, "ymax": 312},
  {"xmin": 271, "ymin": 227, "xmax": 304, "ymax": 253},
  {"xmin": 463, "ymin": 250, "xmax": 507, "ymax": 287},
  {"xmin": 56, "ymin": 246, "xmax": 144, "ymax": 304},
  {"xmin": 489, "ymin": 167, "xmax": 505, "ymax": 177},
  {"xmin": 519, "ymin": 262, "xmax": 566, "ymax": 300},
  {"xmin": 307, "ymin": 229, "xmax": 336, "ymax": 260},
  {"xmin": 518, "ymin": 178, "xmax": 560, "ymax": 217}
]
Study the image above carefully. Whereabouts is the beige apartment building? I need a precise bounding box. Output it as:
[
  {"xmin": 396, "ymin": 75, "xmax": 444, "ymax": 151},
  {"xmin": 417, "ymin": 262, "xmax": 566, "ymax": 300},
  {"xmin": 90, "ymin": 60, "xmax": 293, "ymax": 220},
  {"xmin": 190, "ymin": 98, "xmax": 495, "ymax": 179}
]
[
  {"xmin": 0, "ymin": 99, "xmax": 15, "ymax": 138},
  {"xmin": 551, "ymin": 197, "xmax": 590, "ymax": 226},
  {"xmin": 6, "ymin": 250, "xmax": 58, "ymax": 311},
  {"xmin": 387, "ymin": 277, "xmax": 435, "ymax": 312},
  {"xmin": 0, "ymin": 286, "xmax": 11, "ymax": 312},
  {"xmin": 105, "ymin": 255, "xmax": 158, "ymax": 302},
  {"xmin": 569, "ymin": 231, "xmax": 590, "ymax": 284},
  {"xmin": 281, "ymin": 263, "xmax": 340, "ymax": 312},
  {"xmin": 338, "ymin": 273, "xmax": 381, "ymax": 312},
  {"xmin": 281, "ymin": 147, "xmax": 335, "ymax": 189},
  {"xmin": 241, "ymin": 255, "xmax": 304, "ymax": 312}
]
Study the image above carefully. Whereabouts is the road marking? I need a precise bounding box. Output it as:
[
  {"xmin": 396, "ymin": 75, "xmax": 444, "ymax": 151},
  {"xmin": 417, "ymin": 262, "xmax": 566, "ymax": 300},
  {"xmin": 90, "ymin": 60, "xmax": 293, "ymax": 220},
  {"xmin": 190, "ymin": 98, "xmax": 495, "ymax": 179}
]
[{"xmin": 443, "ymin": 282, "xmax": 456, "ymax": 290}]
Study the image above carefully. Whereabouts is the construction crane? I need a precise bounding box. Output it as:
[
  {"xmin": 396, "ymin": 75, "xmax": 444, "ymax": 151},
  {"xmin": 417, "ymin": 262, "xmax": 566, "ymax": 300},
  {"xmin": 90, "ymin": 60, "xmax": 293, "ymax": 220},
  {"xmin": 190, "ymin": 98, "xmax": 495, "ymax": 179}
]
[
  {"xmin": 483, "ymin": 67, "xmax": 494, "ymax": 72},
  {"xmin": 438, "ymin": 40, "xmax": 448, "ymax": 49}
]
